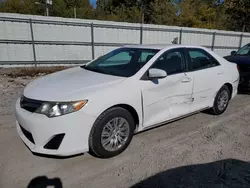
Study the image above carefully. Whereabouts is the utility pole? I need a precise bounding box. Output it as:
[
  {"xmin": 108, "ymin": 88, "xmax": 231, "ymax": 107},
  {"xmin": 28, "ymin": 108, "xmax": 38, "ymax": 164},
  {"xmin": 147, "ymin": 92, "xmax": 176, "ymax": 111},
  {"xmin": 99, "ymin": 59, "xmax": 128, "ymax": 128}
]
[
  {"xmin": 242, "ymin": 23, "xmax": 246, "ymax": 33},
  {"xmin": 46, "ymin": 0, "xmax": 52, "ymax": 16},
  {"xmin": 140, "ymin": 0, "xmax": 144, "ymax": 24},
  {"xmin": 35, "ymin": 0, "xmax": 52, "ymax": 17},
  {"xmin": 215, "ymin": 0, "xmax": 220, "ymax": 28},
  {"xmin": 46, "ymin": 3, "xmax": 49, "ymax": 16},
  {"xmin": 74, "ymin": 7, "xmax": 76, "ymax": 18}
]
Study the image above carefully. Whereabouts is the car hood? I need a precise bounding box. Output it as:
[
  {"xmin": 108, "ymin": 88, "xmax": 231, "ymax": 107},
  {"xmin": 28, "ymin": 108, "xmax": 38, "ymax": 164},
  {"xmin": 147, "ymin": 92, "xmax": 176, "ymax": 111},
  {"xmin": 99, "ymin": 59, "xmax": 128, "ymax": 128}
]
[
  {"xmin": 23, "ymin": 67, "xmax": 126, "ymax": 101},
  {"xmin": 224, "ymin": 55, "xmax": 250, "ymax": 65}
]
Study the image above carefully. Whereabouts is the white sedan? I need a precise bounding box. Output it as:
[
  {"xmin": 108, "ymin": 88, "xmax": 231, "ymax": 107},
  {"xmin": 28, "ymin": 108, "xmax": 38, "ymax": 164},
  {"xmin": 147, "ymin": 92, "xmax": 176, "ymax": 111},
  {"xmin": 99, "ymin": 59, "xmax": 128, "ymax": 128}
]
[{"xmin": 16, "ymin": 45, "xmax": 239, "ymax": 158}]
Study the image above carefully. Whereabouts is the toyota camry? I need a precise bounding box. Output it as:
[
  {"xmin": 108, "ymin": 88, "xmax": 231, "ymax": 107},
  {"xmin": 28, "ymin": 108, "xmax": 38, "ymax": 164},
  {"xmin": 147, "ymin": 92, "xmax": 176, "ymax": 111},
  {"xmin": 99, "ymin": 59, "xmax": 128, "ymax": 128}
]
[{"xmin": 16, "ymin": 45, "xmax": 239, "ymax": 158}]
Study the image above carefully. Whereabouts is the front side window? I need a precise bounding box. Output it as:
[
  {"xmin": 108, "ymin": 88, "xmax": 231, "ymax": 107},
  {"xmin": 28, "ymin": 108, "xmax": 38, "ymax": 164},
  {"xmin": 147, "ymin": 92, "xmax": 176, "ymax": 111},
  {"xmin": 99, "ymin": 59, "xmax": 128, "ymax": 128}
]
[
  {"xmin": 151, "ymin": 49, "xmax": 185, "ymax": 75},
  {"xmin": 236, "ymin": 44, "xmax": 250, "ymax": 55},
  {"xmin": 139, "ymin": 51, "xmax": 156, "ymax": 63},
  {"xmin": 187, "ymin": 49, "xmax": 220, "ymax": 71},
  {"xmin": 84, "ymin": 48, "xmax": 159, "ymax": 77}
]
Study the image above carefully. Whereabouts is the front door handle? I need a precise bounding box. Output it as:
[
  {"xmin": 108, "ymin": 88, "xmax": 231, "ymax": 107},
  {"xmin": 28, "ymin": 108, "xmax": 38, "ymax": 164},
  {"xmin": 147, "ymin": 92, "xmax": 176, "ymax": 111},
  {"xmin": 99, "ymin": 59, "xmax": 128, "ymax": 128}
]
[{"xmin": 181, "ymin": 77, "xmax": 192, "ymax": 83}]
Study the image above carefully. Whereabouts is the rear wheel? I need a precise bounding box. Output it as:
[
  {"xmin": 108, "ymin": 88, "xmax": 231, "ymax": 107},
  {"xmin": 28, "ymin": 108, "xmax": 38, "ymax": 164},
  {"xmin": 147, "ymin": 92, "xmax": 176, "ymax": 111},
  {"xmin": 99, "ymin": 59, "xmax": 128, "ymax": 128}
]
[
  {"xmin": 89, "ymin": 107, "xmax": 135, "ymax": 158},
  {"xmin": 210, "ymin": 85, "xmax": 230, "ymax": 115}
]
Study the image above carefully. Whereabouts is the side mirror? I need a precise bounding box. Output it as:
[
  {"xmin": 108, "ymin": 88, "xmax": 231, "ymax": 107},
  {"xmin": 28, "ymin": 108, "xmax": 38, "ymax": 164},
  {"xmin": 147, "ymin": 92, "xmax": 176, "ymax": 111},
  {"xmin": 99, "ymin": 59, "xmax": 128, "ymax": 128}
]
[
  {"xmin": 148, "ymin": 68, "xmax": 167, "ymax": 79},
  {"xmin": 231, "ymin": 51, "xmax": 236, "ymax": 55}
]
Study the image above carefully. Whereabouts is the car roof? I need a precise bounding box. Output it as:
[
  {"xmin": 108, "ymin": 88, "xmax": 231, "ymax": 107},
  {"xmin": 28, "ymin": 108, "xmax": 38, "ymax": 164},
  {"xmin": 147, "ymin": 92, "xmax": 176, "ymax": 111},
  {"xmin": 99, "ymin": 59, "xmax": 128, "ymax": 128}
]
[{"xmin": 123, "ymin": 44, "xmax": 207, "ymax": 50}]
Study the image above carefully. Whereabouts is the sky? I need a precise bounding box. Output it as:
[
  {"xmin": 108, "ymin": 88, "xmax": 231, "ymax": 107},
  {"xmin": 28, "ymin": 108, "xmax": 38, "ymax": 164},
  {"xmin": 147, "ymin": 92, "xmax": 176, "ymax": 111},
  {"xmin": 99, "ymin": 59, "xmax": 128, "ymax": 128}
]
[{"xmin": 90, "ymin": 0, "xmax": 96, "ymax": 6}]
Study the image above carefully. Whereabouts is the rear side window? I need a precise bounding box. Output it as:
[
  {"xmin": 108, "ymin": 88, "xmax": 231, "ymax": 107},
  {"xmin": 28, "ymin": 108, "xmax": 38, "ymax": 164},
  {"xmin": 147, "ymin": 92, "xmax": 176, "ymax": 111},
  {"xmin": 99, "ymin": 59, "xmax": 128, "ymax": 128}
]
[{"xmin": 187, "ymin": 49, "xmax": 220, "ymax": 71}]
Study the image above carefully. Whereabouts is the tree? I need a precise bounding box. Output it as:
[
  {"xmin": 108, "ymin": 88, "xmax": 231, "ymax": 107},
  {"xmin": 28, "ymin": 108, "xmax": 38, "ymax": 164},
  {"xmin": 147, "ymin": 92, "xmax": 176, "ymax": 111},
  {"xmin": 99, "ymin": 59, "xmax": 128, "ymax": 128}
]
[
  {"xmin": 45, "ymin": 0, "xmax": 70, "ymax": 17},
  {"xmin": 75, "ymin": 0, "xmax": 94, "ymax": 19},
  {"xmin": 96, "ymin": 0, "xmax": 114, "ymax": 10},
  {"xmin": 0, "ymin": 0, "xmax": 38, "ymax": 14},
  {"xmin": 176, "ymin": 0, "xmax": 227, "ymax": 29},
  {"xmin": 95, "ymin": 0, "xmax": 142, "ymax": 22},
  {"xmin": 97, "ymin": 0, "xmax": 177, "ymax": 24},
  {"xmin": 224, "ymin": 0, "xmax": 250, "ymax": 32},
  {"xmin": 63, "ymin": 0, "xmax": 93, "ymax": 18},
  {"xmin": 147, "ymin": 0, "xmax": 177, "ymax": 25},
  {"xmin": 0, "ymin": 0, "xmax": 248, "ymax": 33}
]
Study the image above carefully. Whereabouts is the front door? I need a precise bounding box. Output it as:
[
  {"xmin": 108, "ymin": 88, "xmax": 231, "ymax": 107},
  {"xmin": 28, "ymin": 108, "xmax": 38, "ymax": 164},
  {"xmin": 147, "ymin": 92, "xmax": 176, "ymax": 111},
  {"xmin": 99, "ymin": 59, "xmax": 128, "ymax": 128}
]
[{"xmin": 141, "ymin": 48, "xmax": 194, "ymax": 128}]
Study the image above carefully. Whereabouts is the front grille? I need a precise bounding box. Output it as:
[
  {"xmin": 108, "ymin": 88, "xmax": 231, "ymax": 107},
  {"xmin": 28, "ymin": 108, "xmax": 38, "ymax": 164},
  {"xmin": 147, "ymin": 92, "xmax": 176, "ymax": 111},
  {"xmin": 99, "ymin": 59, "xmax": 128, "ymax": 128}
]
[
  {"xmin": 20, "ymin": 124, "xmax": 35, "ymax": 144},
  {"xmin": 44, "ymin": 134, "xmax": 65, "ymax": 150},
  {"xmin": 20, "ymin": 96, "xmax": 43, "ymax": 113}
]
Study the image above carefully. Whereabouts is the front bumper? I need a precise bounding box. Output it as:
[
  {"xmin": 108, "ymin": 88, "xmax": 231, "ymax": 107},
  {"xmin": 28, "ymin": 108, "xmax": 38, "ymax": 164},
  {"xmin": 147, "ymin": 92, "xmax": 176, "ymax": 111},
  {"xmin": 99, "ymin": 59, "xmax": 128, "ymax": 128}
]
[{"xmin": 15, "ymin": 98, "xmax": 96, "ymax": 156}]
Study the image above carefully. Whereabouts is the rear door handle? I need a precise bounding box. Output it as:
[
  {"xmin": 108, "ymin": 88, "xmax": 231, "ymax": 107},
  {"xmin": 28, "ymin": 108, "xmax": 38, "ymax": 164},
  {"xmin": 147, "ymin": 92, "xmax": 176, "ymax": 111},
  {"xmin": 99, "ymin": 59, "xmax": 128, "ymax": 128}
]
[{"xmin": 181, "ymin": 77, "xmax": 192, "ymax": 83}]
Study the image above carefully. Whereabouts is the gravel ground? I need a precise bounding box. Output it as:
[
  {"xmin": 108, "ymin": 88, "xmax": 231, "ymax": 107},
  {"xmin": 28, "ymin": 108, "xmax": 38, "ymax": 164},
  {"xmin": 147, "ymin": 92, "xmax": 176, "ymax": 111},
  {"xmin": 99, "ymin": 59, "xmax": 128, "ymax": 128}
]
[{"xmin": 1, "ymin": 72, "xmax": 250, "ymax": 188}]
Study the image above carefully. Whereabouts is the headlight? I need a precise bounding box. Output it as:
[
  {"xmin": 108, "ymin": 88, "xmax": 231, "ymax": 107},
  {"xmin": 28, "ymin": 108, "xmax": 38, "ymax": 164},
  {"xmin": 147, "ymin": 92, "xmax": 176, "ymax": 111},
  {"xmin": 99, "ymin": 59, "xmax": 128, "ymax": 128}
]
[{"xmin": 36, "ymin": 100, "xmax": 88, "ymax": 118}]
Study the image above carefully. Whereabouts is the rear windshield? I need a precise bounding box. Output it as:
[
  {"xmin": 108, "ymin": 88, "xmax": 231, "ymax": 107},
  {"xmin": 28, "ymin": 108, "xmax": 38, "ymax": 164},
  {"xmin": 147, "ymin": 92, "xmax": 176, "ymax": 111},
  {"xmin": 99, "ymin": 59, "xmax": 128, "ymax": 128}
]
[{"xmin": 236, "ymin": 44, "xmax": 250, "ymax": 55}]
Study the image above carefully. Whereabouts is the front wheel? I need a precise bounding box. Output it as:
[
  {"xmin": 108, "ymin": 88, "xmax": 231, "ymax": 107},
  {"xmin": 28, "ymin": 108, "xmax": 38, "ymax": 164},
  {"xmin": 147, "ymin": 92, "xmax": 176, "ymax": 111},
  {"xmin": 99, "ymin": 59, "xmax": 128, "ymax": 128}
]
[
  {"xmin": 89, "ymin": 107, "xmax": 135, "ymax": 158},
  {"xmin": 210, "ymin": 85, "xmax": 230, "ymax": 115}
]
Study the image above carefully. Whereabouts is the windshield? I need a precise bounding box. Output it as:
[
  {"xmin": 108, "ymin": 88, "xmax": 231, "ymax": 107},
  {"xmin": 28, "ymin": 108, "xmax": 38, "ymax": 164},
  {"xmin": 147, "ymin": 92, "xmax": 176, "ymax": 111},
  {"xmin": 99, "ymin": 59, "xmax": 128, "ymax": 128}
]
[
  {"xmin": 236, "ymin": 44, "xmax": 250, "ymax": 55},
  {"xmin": 84, "ymin": 48, "xmax": 159, "ymax": 77}
]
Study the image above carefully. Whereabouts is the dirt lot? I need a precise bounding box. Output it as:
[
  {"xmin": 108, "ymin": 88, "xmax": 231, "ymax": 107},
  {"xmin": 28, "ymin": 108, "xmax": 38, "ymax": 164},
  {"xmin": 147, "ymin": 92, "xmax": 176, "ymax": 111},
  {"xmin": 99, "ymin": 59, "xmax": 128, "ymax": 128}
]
[{"xmin": 1, "ymin": 71, "xmax": 250, "ymax": 188}]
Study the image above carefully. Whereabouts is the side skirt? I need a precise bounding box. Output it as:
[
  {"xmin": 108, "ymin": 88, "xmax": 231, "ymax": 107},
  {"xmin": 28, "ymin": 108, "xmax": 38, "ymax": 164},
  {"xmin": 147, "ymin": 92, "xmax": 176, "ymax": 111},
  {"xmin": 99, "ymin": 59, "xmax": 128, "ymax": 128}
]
[{"xmin": 136, "ymin": 107, "xmax": 210, "ymax": 133}]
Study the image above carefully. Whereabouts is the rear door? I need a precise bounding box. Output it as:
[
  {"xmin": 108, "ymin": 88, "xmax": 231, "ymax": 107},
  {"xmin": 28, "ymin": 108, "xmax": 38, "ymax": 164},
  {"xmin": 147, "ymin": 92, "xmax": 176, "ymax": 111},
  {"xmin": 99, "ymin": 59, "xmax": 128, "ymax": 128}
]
[{"xmin": 184, "ymin": 48, "xmax": 224, "ymax": 111}]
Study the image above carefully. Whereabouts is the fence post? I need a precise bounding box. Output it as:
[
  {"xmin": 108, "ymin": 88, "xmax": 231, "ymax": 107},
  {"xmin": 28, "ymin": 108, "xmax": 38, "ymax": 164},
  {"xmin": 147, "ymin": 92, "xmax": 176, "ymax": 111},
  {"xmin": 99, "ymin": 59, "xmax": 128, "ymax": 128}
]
[
  {"xmin": 239, "ymin": 34, "xmax": 243, "ymax": 50},
  {"xmin": 140, "ymin": 24, "xmax": 143, "ymax": 44},
  {"xmin": 91, "ymin": 23, "xmax": 95, "ymax": 60},
  {"xmin": 179, "ymin": 29, "xmax": 182, "ymax": 44},
  {"xmin": 29, "ymin": 18, "xmax": 37, "ymax": 67},
  {"xmin": 211, "ymin": 32, "xmax": 216, "ymax": 51}
]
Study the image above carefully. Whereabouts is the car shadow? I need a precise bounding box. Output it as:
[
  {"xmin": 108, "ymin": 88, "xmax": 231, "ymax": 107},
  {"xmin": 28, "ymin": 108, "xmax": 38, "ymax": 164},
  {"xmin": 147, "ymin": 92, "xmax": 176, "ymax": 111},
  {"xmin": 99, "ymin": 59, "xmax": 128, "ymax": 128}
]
[
  {"xmin": 21, "ymin": 140, "xmax": 84, "ymax": 159},
  {"xmin": 201, "ymin": 109, "xmax": 212, "ymax": 115},
  {"xmin": 27, "ymin": 176, "xmax": 63, "ymax": 188},
  {"xmin": 131, "ymin": 159, "xmax": 250, "ymax": 188}
]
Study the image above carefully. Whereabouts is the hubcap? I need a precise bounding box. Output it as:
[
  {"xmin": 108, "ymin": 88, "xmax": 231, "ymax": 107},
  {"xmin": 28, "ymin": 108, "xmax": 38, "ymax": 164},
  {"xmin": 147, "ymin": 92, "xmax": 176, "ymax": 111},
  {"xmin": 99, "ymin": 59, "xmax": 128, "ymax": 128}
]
[
  {"xmin": 101, "ymin": 117, "xmax": 130, "ymax": 152},
  {"xmin": 217, "ymin": 90, "xmax": 229, "ymax": 111}
]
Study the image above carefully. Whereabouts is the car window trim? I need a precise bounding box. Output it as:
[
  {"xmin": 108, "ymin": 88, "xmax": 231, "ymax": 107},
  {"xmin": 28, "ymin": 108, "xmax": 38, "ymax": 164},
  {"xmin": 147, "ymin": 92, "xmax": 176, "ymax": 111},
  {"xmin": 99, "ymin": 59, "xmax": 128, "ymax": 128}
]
[
  {"xmin": 184, "ymin": 48, "xmax": 221, "ymax": 72},
  {"xmin": 140, "ymin": 48, "xmax": 187, "ymax": 80}
]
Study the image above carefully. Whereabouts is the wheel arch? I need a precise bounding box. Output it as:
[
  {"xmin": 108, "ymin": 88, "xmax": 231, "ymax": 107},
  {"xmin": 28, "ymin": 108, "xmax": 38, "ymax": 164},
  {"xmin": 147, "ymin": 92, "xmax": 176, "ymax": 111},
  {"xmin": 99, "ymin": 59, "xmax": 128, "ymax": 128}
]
[
  {"xmin": 224, "ymin": 83, "xmax": 233, "ymax": 100},
  {"xmin": 106, "ymin": 104, "xmax": 140, "ymax": 130}
]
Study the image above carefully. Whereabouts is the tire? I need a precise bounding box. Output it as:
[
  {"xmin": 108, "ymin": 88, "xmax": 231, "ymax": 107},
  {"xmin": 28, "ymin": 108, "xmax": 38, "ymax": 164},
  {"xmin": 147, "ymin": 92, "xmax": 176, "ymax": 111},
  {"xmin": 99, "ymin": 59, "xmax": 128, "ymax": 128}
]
[
  {"xmin": 210, "ymin": 85, "xmax": 230, "ymax": 115},
  {"xmin": 89, "ymin": 107, "xmax": 135, "ymax": 158}
]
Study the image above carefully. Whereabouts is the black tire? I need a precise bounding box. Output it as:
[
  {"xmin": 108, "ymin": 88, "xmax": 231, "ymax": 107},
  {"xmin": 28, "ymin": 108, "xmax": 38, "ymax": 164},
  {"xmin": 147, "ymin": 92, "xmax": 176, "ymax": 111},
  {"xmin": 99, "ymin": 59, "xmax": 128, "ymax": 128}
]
[
  {"xmin": 89, "ymin": 107, "xmax": 135, "ymax": 158},
  {"xmin": 210, "ymin": 85, "xmax": 230, "ymax": 115}
]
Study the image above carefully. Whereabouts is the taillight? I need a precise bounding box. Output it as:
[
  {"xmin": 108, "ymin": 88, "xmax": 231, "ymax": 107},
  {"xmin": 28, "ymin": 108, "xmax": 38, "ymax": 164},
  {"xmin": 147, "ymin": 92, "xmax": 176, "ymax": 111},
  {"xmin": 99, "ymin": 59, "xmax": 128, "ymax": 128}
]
[{"xmin": 237, "ymin": 65, "xmax": 240, "ymax": 71}]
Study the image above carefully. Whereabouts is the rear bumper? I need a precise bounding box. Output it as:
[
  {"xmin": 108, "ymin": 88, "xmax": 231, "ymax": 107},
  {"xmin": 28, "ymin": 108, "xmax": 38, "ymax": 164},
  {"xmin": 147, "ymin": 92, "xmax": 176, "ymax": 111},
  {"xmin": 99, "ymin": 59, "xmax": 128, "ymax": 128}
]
[{"xmin": 239, "ymin": 73, "xmax": 250, "ymax": 89}]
